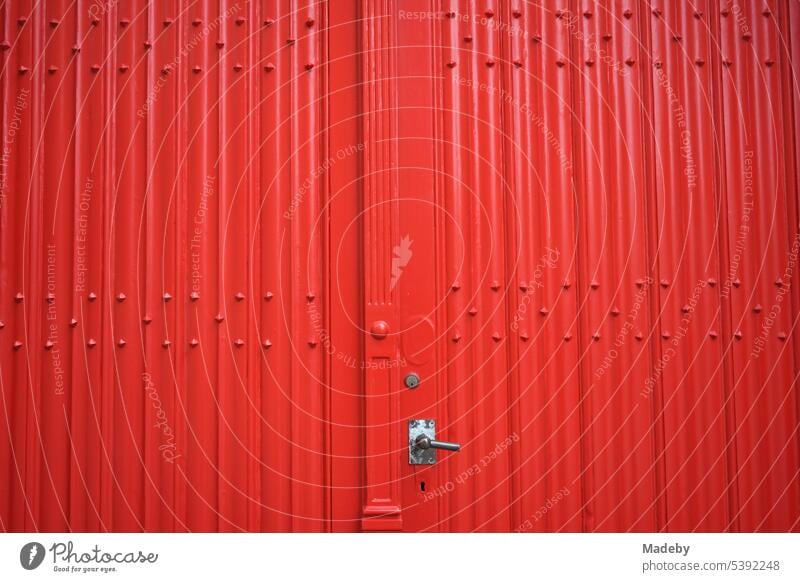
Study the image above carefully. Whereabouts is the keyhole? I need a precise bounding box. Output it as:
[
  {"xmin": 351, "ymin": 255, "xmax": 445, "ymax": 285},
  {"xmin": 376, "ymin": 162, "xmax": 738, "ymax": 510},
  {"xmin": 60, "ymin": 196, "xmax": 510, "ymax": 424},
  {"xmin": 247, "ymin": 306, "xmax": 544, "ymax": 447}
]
[{"xmin": 420, "ymin": 481, "xmax": 426, "ymax": 492}]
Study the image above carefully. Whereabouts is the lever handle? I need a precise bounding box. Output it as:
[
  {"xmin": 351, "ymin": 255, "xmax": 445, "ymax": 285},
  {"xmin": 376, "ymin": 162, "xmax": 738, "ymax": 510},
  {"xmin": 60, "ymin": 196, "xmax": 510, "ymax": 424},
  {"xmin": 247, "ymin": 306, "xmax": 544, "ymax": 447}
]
[{"xmin": 415, "ymin": 434, "xmax": 461, "ymax": 452}]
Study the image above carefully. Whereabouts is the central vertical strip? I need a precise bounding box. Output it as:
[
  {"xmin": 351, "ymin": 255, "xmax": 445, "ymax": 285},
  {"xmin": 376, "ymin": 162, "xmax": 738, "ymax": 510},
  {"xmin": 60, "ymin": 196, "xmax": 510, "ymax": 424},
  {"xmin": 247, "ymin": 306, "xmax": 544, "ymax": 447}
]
[{"xmin": 360, "ymin": 0, "xmax": 401, "ymax": 531}]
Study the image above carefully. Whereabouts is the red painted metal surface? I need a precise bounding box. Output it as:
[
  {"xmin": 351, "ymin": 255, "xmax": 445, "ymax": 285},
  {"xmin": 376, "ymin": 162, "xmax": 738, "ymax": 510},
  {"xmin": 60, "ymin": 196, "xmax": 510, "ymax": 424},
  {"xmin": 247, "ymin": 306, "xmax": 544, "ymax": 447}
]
[{"xmin": 1, "ymin": 0, "xmax": 800, "ymax": 532}]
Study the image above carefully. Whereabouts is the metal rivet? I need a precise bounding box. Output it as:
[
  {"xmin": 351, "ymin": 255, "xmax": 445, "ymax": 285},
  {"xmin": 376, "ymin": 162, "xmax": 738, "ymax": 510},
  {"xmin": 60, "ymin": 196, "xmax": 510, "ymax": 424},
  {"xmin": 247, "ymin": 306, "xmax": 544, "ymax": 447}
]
[
  {"xmin": 46, "ymin": 293, "xmax": 56, "ymax": 303},
  {"xmin": 87, "ymin": 339, "xmax": 96, "ymax": 348},
  {"xmin": 48, "ymin": 66, "xmax": 57, "ymax": 74},
  {"xmin": 753, "ymin": 304, "xmax": 763, "ymax": 313},
  {"xmin": 707, "ymin": 278, "xmax": 717, "ymax": 287},
  {"xmin": 235, "ymin": 292, "xmax": 245, "ymax": 301},
  {"xmin": 49, "ymin": 19, "xmax": 60, "ymax": 28},
  {"xmin": 116, "ymin": 293, "xmax": 126, "ymax": 302},
  {"xmin": 306, "ymin": 17, "xmax": 315, "ymax": 28},
  {"xmin": 235, "ymin": 339, "xmax": 245, "ymax": 347},
  {"xmin": 681, "ymin": 305, "xmax": 691, "ymax": 313},
  {"xmin": 590, "ymin": 280, "xmax": 599, "ymax": 289},
  {"xmin": 611, "ymin": 307, "xmax": 620, "ymax": 316},
  {"xmin": 163, "ymin": 19, "xmax": 173, "ymax": 27},
  {"xmin": 778, "ymin": 332, "xmax": 787, "ymax": 341},
  {"xmin": 623, "ymin": 9, "xmax": 633, "ymax": 19},
  {"xmin": 592, "ymin": 333, "xmax": 600, "ymax": 341},
  {"xmin": 18, "ymin": 66, "xmax": 28, "ymax": 75},
  {"xmin": 562, "ymin": 280, "xmax": 571, "ymax": 289},
  {"xmin": 447, "ymin": 61, "xmax": 457, "ymax": 69},
  {"xmin": 563, "ymin": 333, "xmax": 572, "ymax": 342},
  {"xmin": 556, "ymin": 59, "xmax": 566, "ymax": 67},
  {"xmin": 142, "ymin": 42, "xmax": 150, "ymax": 50},
  {"xmin": 190, "ymin": 339, "xmax": 199, "ymax": 347},
  {"xmin": 512, "ymin": 9, "xmax": 522, "ymax": 19},
  {"xmin": 451, "ymin": 281, "xmax": 461, "ymax": 291},
  {"xmin": 190, "ymin": 291, "xmax": 200, "ymax": 301},
  {"xmin": 193, "ymin": 66, "xmax": 202, "ymax": 73},
  {"xmin": 262, "ymin": 339, "xmax": 272, "ymax": 349},
  {"xmin": 264, "ymin": 63, "xmax": 275, "ymax": 72},
  {"xmin": 117, "ymin": 339, "xmax": 126, "ymax": 347},
  {"xmin": 709, "ymin": 330, "xmax": 718, "ymax": 339},
  {"xmin": 307, "ymin": 339, "xmax": 317, "ymax": 347},
  {"xmin": 520, "ymin": 332, "xmax": 529, "ymax": 341},
  {"xmin": 694, "ymin": 10, "xmax": 703, "ymax": 19},
  {"xmin": 662, "ymin": 332, "xmax": 671, "ymax": 339},
  {"xmin": 142, "ymin": 316, "xmax": 152, "ymax": 325},
  {"xmin": 217, "ymin": 41, "xmax": 225, "ymax": 49},
  {"xmin": 463, "ymin": 36, "xmax": 473, "ymax": 43},
  {"xmin": 234, "ymin": 63, "xmax": 243, "ymax": 72},
  {"xmin": 492, "ymin": 332, "xmax": 502, "ymax": 342},
  {"xmin": 215, "ymin": 313, "xmax": 224, "ymax": 322},
  {"xmin": 625, "ymin": 58, "xmax": 635, "ymax": 66},
  {"xmin": 192, "ymin": 19, "xmax": 202, "ymax": 26},
  {"xmin": 452, "ymin": 333, "xmax": 461, "ymax": 343},
  {"xmin": 468, "ymin": 307, "xmax": 478, "ymax": 316},
  {"xmin": 306, "ymin": 292, "xmax": 315, "ymax": 302},
  {"xmin": 635, "ymin": 332, "xmax": 643, "ymax": 341},
  {"xmin": 531, "ymin": 34, "xmax": 542, "ymax": 43},
  {"xmin": 660, "ymin": 279, "xmax": 670, "ymax": 288},
  {"xmin": 491, "ymin": 281, "xmax": 500, "ymax": 291},
  {"xmin": 162, "ymin": 340, "xmax": 171, "ymax": 348},
  {"xmin": 733, "ymin": 278, "xmax": 741, "ymax": 288},
  {"xmin": 45, "ymin": 340, "xmax": 54, "ymax": 350},
  {"xmin": 264, "ymin": 292, "xmax": 274, "ymax": 301},
  {"xmin": 486, "ymin": 59, "xmax": 495, "ymax": 68},
  {"xmin": 163, "ymin": 292, "xmax": 173, "ymax": 301},
  {"xmin": 70, "ymin": 318, "xmax": 78, "ymax": 327},
  {"xmin": 695, "ymin": 58, "xmax": 705, "ymax": 66},
  {"xmin": 286, "ymin": 38, "xmax": 295, "ymax": 45},
  {"xmin": 734, "ymin": 331, "xmax": 743, "ymax": 340},
  {"xmin": 264, "ymin": 19, "xmax": 274, "ymax": 27},
  {"xmin": 88, "ymin": 292, "xmax": 97, "ymax": 302},
  {"xmin": 235, "ymin": 17, "xmax": 245, "ymax": 26},
  {"xmin": 119, "ymin": 19, "xmax": 129, "ymax": 27},
  {"xmin": 13, "ymin": 340, "xmax": 23, "ymax": 350},
  {"xmin": 539, "ymin": 307, "xmax": 549, "ymax": 316}
]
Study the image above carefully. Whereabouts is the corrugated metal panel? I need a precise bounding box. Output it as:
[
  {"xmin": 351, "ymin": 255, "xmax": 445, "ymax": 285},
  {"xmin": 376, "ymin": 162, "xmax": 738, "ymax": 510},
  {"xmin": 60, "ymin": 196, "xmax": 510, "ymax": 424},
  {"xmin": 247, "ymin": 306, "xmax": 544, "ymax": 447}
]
[{"xmin": 1, "ymin": 0, "xmax": 799, "ymax": 532}]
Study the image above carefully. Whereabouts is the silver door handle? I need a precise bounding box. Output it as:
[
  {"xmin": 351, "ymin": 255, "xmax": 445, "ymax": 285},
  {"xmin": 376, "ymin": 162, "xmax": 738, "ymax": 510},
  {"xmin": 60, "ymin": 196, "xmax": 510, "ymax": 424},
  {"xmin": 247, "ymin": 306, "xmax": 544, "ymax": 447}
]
[{"xmin": 414, "ymin": 434, "xmax": 461, "ymax": 452}]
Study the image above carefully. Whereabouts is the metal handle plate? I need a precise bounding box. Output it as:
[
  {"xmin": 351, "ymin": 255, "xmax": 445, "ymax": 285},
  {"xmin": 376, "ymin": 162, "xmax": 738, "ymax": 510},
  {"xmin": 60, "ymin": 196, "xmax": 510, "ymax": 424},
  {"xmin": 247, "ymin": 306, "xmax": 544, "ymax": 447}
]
[{"xmin": 408, "ymin": 419, "xmax": 461, "ymax": 464}]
